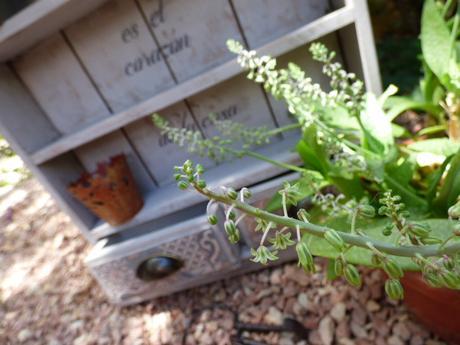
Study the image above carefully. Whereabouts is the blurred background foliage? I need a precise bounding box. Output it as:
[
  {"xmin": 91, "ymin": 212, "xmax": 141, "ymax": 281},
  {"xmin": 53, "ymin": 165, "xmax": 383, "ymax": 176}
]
[{"xmin": 368, "ymin": 0, "xmax": 424, "ymax": 94}]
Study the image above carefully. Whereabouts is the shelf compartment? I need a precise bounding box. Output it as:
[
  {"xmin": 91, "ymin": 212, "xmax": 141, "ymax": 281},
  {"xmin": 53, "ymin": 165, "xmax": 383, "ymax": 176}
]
[
  {"xmin": 30, "ymin": 5, "xmax": 355, "ymax": 165},
  {"xmin": 90, "ymin": 135, "xmax": 301, "ymax": 239},
  {"xmin": 0, "ymin": 0, "xmax": 109, "ymax": 62}
]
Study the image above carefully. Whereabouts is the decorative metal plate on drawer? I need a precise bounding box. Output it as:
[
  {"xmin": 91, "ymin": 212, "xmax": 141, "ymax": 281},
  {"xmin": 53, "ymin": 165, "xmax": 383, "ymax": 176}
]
[{"xmin": 88, "ymin": 216, "xmax": 239, "ymax": 305}]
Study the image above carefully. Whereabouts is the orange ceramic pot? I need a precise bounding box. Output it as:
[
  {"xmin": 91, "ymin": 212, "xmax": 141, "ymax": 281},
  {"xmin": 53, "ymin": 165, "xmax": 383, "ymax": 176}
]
[
  {"xmin": 68, "ymin": 154, "xmax": 143, "ymax": 226},
  {"xmin": 401, "ymin": 271, "xmax": 460, "ymax": 345}
]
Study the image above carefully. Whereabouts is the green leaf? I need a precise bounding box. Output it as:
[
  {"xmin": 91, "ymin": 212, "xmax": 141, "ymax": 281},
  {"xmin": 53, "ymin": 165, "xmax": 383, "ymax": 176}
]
[
  {"xmin": 326, "ymin": 259, "xmax": 339, "ymax": 281},
  {"xmin": 265, "ymin": 173, "xmax": 326, "ymax": 213},
  {"xmin": 384, "ymin": 173, "xmax": 428, "ymax": 212},
  {"xmin": 434, "ymin": 149, "xmax": 460, "ymax": 214},
  {"xmin": 385, "ymin": 156, "xmax": 416, "ymax": 187},
  {"xmin": 296, "ymin": 138, "xmax": 327, "ymax": 174},
  {"xmin": 384, "ymin": 96, "xmax": 442, "ymax": 121},
  {"xmin": 322, "ymin": 105, "xmax": 360, "ymax": 131},
  {"xmin": 391, "ymin": 124, "xmax": 409, "ymax": 138},
  {"xmin": 408, "ymin": 138, "xmax": 460, "ymax": 157},
  {"xmin": 421, "ymin": 0, "xmax": 452, "ymax": 87},
  {"xmin": 360, "ymin": 93, "xmax": 394, "ymax": 155},
  {"xmin": 427, "ymin": 155, "xmax": 453, "ymax": 207},
  {"xmin": 303, "ymin": 218, "xmax": 458, "ymax": 270}
]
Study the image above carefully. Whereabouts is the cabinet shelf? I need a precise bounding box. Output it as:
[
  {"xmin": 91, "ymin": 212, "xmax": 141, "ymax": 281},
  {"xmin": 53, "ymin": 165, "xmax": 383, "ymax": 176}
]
[
  {"xmin": 90, "ymin": 136, "xmax": 301, "ymax": 239},
  {"xmin": 30, "ymin": 5, "xmax": 354, "ymax": 165},
  {"xmin": 0, "ymin": 0, "xmax": 109, "ymax": 62}
]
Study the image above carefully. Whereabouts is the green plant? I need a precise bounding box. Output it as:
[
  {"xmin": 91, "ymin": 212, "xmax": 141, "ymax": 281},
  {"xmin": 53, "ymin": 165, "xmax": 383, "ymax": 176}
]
[
  {"xmin": 153, "ymin": 38, "xmax": 460, "ymax": 300},
  {"xmin": 385, "ymin": 0, "xmax": 460, "ymax": 140}
]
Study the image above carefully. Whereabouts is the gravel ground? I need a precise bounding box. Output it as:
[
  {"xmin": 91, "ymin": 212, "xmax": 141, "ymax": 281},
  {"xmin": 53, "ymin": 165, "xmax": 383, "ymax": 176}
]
[{"xmin": 0, "ymin": 179, "xmax": 447, "ymax": 345}]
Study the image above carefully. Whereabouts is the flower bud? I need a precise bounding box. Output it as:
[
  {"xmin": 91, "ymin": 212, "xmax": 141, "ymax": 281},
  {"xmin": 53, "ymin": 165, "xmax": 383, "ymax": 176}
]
[
  {"xmin": 224, "ymin": 220, "xmax": 239, "ymax": 244},
  {"xmin": 297, "ymin": 209, "xmax": 310, "ymax": 221},
  {"xmin": 440, "ymin": 271, "xmax": 460, "ymax": 289},
  {"xmin": 177, "ymin": 181, "xmax": 189, "ymax": 190},
  {"xmin": 358, "ymin": 205, "xmax": 375, "ymax": 218},
  {"xmin": 344, "ymin": 264, "xmax": 362, "ymax": 287},
  {"xmin": 196, "ymin": 164, "xmax": 204, "ymax": 174},
  {"xmin": 226, "ymin": 188, "xmax": 238, "ymax": 200},
  {"xmin": 334, "ymin": 257, "xmax": 344, "ymax": 276},
  {"xmin": 423, "ymin": 272, "xmax": 443, "ymax": 288},
  {"xmin": 443, "ymin": 256, "xmax": 455, "ymax": 271},
  {"xmin": 371, "ymin": 254, "xmax": 382, "ymax": 267},
  {"xmin": 174, "ymin": 173, "xmax": 182, "ymax": 181},
  {"xmin": 196, "ymin": 180, "xmax": 207, "ymax": 189},
  {"xmin": 378, "ymin": 206, "xmax": 389, "ymax": 216},
  {"xmin": 382, "ymin": 223, "xmax": 393, "ymax": 236},
  {"xmin": 241, "ymin": 188, "xmax": 252, "ymax": 199},
  {"xmin": 383, "ymin": 259, "xmax": 404, "ymax": 279},
  {"xmin": 421, "ymin": 236, "xmax": 443, "ymax": 245},
  {"xmin": 448, "ymin": 201, "xmax": 460, "ymax": 219},
  {"xmin": 324, "ymin": 230, "xmax": 345, "ymax": 251},
  {"xmin": 408, "ymin": 223, "xmax": 431, "ymax": 238},
  {"xmin": 453, "ymin": 223, "xmax": 460, "ymax": 235},
  {"xmin": 296, "ymin": 242, "xmax": 315, "ymax": 273},
  {"xmin": 208, "ymin": 215, "xmax": 218, "ymax": 225},
  {"xmin": 227, "ymin": 210, "xmax": 236, "ymax": 221},
  {"xmin": 385, "ymin": 279, "xmax": 404, "ymax": 300}
]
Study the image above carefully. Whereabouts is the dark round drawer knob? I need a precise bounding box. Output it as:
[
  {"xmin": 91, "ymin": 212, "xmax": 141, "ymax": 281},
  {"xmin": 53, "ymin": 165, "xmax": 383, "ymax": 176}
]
[{"xmin": 136, "ymin": 256, "xmax": 183, "ymax": 281}]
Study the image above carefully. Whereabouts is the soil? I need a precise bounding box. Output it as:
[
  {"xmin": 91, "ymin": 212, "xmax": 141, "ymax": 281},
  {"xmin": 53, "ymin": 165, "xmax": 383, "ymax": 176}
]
[{"xmin": 0, "ymin": 179, "xmax": 446, "ymax": 345}]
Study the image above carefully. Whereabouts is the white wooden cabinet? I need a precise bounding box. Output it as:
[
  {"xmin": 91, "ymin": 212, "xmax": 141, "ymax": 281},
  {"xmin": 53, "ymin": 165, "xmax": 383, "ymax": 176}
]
[{"xmin": 0, "ymin": 0, "xmax": 381, "ymax": 304}]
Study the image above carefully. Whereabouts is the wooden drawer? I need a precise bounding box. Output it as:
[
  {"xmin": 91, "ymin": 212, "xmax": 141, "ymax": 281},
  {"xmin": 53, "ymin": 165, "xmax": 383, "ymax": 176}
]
[{"xmin": 86, "ymin": 203, "xmax": 240, "ymax": 305}]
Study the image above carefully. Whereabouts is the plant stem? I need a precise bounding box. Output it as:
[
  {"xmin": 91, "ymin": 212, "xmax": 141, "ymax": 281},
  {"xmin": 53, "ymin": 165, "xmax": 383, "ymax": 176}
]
[
  {"xmin": 267, "ymin": 123, "xmax": 301, "ymax": 136},
  {"xmin": 195, "ymin": 183, "xmax": 460, "ymax": 258},
  {"xmin": 350, "ymin": 208, "xmax": 358, "ymax": 234},
  {"xmin": 237, "ymin": 149, "xmax": 306, "ymax": 173}
]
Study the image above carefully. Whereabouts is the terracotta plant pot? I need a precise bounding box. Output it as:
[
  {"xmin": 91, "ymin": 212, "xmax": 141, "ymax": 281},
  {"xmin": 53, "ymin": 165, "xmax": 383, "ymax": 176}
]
[
  {"xmin": 68, "ymin": 154, "xmax": 143, "ymax": 226},
  {"xmin": 401, "ymin": 271, "xmax": 460, "ymax": 345}
]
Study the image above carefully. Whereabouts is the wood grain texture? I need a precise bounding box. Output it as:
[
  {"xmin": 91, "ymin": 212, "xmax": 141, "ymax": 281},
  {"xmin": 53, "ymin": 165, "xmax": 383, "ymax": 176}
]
[
  {"xmin": 231, "ymin": 0, "xmax": 329, "ymax": 48},
  {"xmin": 75, "ymin": 131, "xmax": 157, "ymax": 194},
  {"xmin": 30, "ymin": 6, "xmax": 355, "ymax": 164},
  {"xmin": 64, "ymin": 0, "xmax": 175, "ymax": 112},
  {"xmin": 13, "ymin": 33, "xmax": 111, "ymax": 134},
  {"xmin": 0, "ymin": 0, "xmax": 109, "ymax": 62},
  {"xmin": 187, "ymin": 74, "xmax": 277, "ymax": 141},
  {"xmin": 124, "ymin": 103, "xmax": 215, "ymax": 186},
  {"xmin": 0, "ymin": 63, "xmax": 97, "ymax": 241},
  {"xmin": 137, "ymin": 0, "xmax": 243, "ymax": 81},
  {"xmin": 0, "ymin": 64, "xmax": 60, "ymax": 153},
  {"xmin": 14, "ymin": 29, "xmax": 157, "ymax": 194}
]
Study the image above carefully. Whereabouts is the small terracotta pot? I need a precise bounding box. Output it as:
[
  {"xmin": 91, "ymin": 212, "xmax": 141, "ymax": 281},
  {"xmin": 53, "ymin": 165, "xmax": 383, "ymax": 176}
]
[
  {"xmin": 401, "ymin": 271, "xmax": 460, "ymax": 344},
  {"xmin": 68, "ymin": 154, "xmax": 143, "ymax": 226}
]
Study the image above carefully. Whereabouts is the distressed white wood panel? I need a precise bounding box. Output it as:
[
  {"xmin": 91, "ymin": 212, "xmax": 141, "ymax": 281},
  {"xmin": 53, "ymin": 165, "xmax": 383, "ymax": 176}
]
[
  {"xmin": 0, "ymin": 0, "xmax": 110, "ymax": 62},
  {"xmin": 64, "ymin": 0, "xmax": 175, "ymax": 112},
  {"xmin": 137, "ymin": 0, "xmax": 243, "ymax": 81},
  {"xmin": 13, "ymin": 33, "xmax": 110, "ymax": 134},
  {"xmin": 39, "ymin": 153, "xmax": 99, "ymax": 234},
  {"xmin": 0, "ymin": 63, "xmax": 97, "ymax": 240},
  {"xmin": 188, "ymin": 75, "xmax": 277, "ymax": 144},
  {"xmin": 75, "ymin": 131, "xmax": 156, "ymax": 194},
  {"xmin": 268, "ymin": 33, "xmax": 344, "ymax": 127},
  {"xmin": 345, "ymin": 0, "xmax": 381, "ymax": 94},
  {"xmin": 14, "ymin": 30, "xmax": 157, "ymax": 194},
  {"xmin": 30, "ymin": 6, "xmax": 356, "ymax": 164},
  {"xmin": 124, "ymin": 103, "xmax": 214, "ymax": 186},
  {"xmin": 231, "ymin": 0, "xmax": 329, "ymax": 48},
  {"xmin": 0, "ymin": 64, "xmax": 60, "ymax": 153}
]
